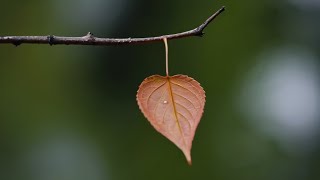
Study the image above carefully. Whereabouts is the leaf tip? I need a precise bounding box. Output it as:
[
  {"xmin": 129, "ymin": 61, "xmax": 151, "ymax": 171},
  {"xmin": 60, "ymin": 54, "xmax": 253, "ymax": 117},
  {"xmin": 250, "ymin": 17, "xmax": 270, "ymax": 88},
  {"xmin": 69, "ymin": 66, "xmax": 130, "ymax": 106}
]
[
  {"xmin": 187, "ymin": 159, "xmax": 192, "ymax": 166},
  {"xmin": 184, "ymin": 150, "xmax": 192, "ymax": 166}
]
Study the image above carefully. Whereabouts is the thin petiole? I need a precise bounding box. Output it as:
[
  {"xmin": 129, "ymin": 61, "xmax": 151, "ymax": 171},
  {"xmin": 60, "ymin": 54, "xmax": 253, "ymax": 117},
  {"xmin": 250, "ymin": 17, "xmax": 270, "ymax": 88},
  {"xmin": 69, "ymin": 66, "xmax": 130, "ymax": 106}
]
[{"xmin": 163, "ymin": 38, "xmax": 169, "ymax": 76}]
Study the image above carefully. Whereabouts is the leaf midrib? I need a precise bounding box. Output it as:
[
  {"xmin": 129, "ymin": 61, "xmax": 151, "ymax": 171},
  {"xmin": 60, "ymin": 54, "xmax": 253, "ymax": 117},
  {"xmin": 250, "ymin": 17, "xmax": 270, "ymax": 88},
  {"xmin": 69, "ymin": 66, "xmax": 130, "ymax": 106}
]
[{"xmin": 167, "ymin": 77, "xmax": 187, "ymax": 148}]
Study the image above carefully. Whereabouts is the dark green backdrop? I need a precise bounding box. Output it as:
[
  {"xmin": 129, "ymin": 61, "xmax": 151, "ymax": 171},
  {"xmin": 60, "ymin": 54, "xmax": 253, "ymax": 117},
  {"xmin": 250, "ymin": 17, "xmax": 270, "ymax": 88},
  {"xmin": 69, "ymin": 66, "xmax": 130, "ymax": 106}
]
[{"xmin": 1, "ymin": 0, "xmax": 319, "ymax": 180}]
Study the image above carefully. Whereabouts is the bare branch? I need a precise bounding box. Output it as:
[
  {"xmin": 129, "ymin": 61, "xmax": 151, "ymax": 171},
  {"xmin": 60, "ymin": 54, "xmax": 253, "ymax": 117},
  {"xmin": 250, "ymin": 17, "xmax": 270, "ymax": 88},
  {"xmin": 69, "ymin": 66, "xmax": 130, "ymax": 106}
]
[{"xmin": 0, "ymin": 6, "xmax": 225, "ymax": 47}]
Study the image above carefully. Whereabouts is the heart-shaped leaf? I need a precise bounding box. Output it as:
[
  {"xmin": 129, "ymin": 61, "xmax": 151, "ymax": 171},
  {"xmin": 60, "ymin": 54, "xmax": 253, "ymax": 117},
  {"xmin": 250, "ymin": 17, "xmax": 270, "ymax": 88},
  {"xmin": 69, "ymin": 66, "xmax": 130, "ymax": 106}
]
[{"xmin": 137, "ymin": 74, "xmax": 205, "ymax": 164}]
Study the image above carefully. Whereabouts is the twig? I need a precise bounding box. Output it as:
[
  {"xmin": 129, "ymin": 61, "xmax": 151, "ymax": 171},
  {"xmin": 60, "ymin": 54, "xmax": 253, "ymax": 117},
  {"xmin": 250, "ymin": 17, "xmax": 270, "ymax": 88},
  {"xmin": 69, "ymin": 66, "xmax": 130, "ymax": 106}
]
[{"xmin": 0, "ymin": 6, "xmax": 225, "ymax": 47}]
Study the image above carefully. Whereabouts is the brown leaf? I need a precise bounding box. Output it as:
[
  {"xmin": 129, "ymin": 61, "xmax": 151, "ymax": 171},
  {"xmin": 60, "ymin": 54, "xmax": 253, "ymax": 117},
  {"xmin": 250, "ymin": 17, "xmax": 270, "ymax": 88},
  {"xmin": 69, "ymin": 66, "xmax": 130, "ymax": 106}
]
[{"xmin": 136, "ymin": 74, "xmax": 206, "ymax": 164}]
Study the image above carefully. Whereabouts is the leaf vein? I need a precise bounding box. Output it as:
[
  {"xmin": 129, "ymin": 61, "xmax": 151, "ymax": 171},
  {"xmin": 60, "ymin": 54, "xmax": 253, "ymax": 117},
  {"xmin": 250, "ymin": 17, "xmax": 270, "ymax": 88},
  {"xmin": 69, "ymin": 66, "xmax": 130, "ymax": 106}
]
[
  {"xmin": 171, "ymin": 81, "xmax": 202, "ymax": 108},
  {"xmin": 145, "ymin": 81, "xmax": 167, "ymax": 110},
  {"xmin": 175, "ymin": 101, "xmax": 195, "ymax": 125}
]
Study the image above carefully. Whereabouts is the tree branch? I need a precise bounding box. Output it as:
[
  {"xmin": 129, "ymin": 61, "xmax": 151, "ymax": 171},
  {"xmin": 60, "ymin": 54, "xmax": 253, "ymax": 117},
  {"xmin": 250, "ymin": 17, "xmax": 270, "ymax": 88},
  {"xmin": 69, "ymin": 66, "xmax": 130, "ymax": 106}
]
[{"xmin": 0, "ymin": 6, "xmax": 225, "ymax": 47}]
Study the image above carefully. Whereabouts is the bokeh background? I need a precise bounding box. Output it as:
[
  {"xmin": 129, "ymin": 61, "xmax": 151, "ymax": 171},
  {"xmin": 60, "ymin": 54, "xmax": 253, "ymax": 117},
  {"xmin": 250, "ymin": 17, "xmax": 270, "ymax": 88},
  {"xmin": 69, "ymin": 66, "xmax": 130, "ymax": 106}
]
[{"xmin": 1, "ymin": 0, "xmax": 320, "ymax": 180}]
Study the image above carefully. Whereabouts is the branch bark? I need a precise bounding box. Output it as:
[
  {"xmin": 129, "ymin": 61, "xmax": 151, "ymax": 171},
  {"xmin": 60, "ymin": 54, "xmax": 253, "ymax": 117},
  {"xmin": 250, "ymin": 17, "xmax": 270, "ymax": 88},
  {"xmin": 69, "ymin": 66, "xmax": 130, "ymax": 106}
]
[{"xmin": 0, "ymin": 6, "xmax": 225, "ymax": 47}]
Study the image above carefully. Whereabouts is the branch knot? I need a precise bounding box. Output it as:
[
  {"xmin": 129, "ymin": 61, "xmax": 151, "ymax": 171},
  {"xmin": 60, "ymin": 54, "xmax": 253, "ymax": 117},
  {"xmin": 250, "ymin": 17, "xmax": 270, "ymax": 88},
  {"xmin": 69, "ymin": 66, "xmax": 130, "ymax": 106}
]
[{"xmin": 47, "ymin": 35, "xmax": 54, "ymax": 46}]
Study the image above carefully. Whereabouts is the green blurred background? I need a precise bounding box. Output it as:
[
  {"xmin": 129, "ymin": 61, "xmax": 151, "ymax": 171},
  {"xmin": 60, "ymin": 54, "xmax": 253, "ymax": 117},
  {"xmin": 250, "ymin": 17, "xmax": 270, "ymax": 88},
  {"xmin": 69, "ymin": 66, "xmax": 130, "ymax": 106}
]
[{"xmin": 1, "ymin": 0, "xmax": 320, "ymax": 180}]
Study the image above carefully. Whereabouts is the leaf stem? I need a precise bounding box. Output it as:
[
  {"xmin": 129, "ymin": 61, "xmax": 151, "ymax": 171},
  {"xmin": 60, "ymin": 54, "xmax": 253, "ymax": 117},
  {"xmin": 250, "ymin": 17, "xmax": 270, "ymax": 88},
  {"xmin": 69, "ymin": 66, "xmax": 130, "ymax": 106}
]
[{"xmin": 164, "ymin": 38, "xmax": 169, "ymax": 76}]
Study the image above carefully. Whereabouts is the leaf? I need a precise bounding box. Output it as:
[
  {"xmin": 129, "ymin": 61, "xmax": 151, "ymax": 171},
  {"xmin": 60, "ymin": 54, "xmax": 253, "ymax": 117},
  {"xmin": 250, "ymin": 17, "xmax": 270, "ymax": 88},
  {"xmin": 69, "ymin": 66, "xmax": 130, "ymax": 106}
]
[{"xmin": 136, "ymin": 74, "xmax": 206, "ymax": 164}]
